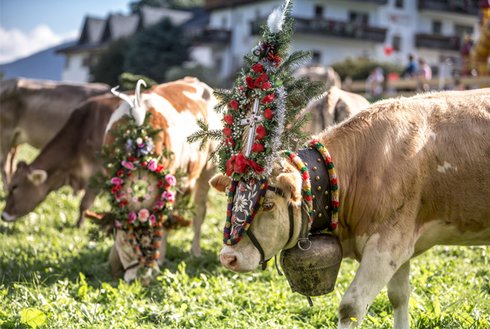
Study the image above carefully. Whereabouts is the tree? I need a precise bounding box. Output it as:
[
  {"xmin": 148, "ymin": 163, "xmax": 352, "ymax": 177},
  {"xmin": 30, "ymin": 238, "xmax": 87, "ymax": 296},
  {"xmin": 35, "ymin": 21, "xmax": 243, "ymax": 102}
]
[
  {"xmin": 124, "ymin": 18, "xmax": 189, "ymax": 82},
  {"xmin": 129, "ymin": 0, "xmax": 203, "ymax": 11},
  {"xmin": 91, "ymin": 38, "xmax": 131, "ymax": 86}
]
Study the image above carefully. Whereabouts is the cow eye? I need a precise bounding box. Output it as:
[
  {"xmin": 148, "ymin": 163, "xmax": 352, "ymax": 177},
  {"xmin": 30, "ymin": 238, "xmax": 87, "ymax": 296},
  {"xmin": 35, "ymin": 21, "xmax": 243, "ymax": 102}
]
[{"xmin": 262, "ymin": 202, "xmax": 274, "ymax": 212}]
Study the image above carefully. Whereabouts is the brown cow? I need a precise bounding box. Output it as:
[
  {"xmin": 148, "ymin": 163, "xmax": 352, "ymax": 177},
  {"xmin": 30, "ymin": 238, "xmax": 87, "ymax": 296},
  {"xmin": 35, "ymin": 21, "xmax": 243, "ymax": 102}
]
[
  {"xmin": 103, "ymin": 77, "xmax": 221, "ymax": 282},
  {"xmin": 0, "ymin": 78, "xmax": 109, "ymax": 188},
  {"xmin": 1, "ymin": 94, "xmax": 118, "ymax": 226},
  {"xmin": 210, "ymin": 89, "xmax": 490, "ymax": 328}
]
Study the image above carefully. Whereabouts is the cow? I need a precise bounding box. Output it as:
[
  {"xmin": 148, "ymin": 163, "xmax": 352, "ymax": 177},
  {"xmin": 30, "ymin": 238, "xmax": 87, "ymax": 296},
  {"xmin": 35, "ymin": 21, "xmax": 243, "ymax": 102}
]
[
  {"xmin": 210, "ymin": 88, "xmax": 490, "ymax": 329},
  {"xmin": 103, "ymin": 77, "xmax": 221, "ymax": 282},
  {"xmin": 303, "ymin": 86, "xmax": 370, "ymax": 133},
  {"xmin": 1, "ymin": 94, "xmax": 119, "ymax": 227},
  {"xmin": 0, "ymin": 78, "xmax": 109, "ymax": 188}
]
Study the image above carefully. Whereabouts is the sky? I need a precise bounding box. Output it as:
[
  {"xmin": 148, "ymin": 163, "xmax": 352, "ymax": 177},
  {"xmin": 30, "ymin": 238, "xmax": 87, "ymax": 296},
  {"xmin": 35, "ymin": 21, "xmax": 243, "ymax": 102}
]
[{"xmin": 0, "ymin": 0, "xmax": 131, "ymax": 64}]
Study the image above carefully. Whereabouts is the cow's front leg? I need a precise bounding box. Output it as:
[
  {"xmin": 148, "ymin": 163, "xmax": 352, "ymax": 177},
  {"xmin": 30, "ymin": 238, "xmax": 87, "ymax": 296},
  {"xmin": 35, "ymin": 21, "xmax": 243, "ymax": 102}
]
[
  {"xmin": 388, "ymin": 260, "xmax": 410, "ymax": 329},
  {"xmin": 191, "ymin": 166, "xmax": 214, "ymax": 257},
  {"xmin": 76, "ymin": 188, "xmax": 97, "ymax": 227},
  {"xmin": 338, "ymin": 233, "xmax": 414, "ymax": 329}
]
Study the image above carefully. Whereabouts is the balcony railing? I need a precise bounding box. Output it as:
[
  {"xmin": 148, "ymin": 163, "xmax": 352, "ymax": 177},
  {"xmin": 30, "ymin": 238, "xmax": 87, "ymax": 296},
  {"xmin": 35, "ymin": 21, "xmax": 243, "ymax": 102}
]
[
  {"xmin": 418, "ymin": 0, "xmax": 479, "ymax": 16},
  {"xmin": 186, "ymin": 28, "xmax": 231, "ymax": 45},
  {"xmin": 251, "ymin": 16, "xmax": 387, "ymax": 43},
  {"xmin": 415, "ymin": 33, "xmax": 461, "ymax": 51}
]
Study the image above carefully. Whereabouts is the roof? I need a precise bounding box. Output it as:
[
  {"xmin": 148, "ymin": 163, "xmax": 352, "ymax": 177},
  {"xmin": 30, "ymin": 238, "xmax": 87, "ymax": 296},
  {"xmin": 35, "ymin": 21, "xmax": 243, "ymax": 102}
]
[
  {"xmin": 205, "ymin": 0, "xmax": 264, "ymax": 10},
  {"xmin": 139, "ymin": 6, "xmax": 192, "ymax": 28},
  {"xmin": 101, "ymin": 13, "xmax": 140, "ymax": 42}
]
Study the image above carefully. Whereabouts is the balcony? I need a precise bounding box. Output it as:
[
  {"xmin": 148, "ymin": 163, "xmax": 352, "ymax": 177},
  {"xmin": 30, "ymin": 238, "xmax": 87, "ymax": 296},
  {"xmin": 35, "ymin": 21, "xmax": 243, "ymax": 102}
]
[
  {"xmin": 251, "ymin": 16, "xmax": 387, "ymax": 43},
  {"xmin": 418, "ymin": 0, "xmax": 479, "ymax": 16},
  {"xmin": 415, "ymin": 33, "xmax": 461, "ymax": 51},
  {"xmin": 186, "ymin": 28, "xmax": 231, "ymax": 45}
]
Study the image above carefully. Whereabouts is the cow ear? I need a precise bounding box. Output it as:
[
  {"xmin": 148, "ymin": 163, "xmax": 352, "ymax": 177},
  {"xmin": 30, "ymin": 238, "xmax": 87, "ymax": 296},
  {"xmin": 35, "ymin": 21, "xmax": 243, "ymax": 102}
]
[
  {"xmin": 28, "ymin": 169, "xmax": 47, "ymax": 185},
  {"xmin": 209, "ymin": 174, "xmax": 231, "ymax": 193},
  {"xmin": 276, "ymin": 171, "xmax": 302, "ymax": 204}
]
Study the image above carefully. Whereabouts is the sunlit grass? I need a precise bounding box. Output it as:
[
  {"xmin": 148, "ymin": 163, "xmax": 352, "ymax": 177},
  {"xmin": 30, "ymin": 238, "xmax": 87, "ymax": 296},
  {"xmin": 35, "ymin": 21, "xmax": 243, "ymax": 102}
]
[{"xmin": 0, "ymin": 147, "xmax": 488, "ymax": 328}]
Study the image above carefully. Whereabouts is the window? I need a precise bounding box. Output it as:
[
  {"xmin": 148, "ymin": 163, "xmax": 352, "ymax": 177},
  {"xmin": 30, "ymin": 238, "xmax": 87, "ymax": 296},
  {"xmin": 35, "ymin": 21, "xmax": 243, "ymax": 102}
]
[
  {"xmin": 314, "ymin": 5, "xmax": 324, "ymax": 18},
  {"xmin": 82, "ymin": 55, "xmax": 91, "ymax": 68},
  {"xmin": 392, "ymin": 35, "xmax": 401, "ymax": 51},
  {"xmin": 395, "ymin": 0, "xmax": 404, "ymax": 8},
  {"xmin": 455, "ymin": 24, "xmax": 473, "ymax": 37},
  {"xmin": 349, "ymin": 11, "xmax": 369, "ymax": 25},
  {"xmin": 312, "ymin": 51, "xmax": 321, "ymax": 64},
  {"xmin": 432, "ymin": 21, "xmax": 442, "ymax": 34}
]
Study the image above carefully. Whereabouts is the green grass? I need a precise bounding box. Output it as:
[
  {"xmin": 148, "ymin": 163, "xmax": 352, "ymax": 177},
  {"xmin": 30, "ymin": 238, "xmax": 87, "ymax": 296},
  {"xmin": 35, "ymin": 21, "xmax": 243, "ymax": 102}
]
[{"xmin": 0, "ymin": 147, "xmax": 488, "ymax": 328}]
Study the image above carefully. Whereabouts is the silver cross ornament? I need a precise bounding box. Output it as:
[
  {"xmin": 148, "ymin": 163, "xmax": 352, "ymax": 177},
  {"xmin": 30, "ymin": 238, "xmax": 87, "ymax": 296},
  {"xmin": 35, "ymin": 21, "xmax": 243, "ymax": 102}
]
[{"xmin": 240, "ymin": 98, "xmax": 264, "ymax": 157}]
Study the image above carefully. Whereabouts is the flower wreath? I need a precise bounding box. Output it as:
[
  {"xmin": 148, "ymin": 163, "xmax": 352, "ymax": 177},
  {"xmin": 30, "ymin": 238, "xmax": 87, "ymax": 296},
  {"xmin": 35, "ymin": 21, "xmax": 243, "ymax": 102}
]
[{"xmin": 103, "ymin": 112, "xmax": 177, "ymax": 278}]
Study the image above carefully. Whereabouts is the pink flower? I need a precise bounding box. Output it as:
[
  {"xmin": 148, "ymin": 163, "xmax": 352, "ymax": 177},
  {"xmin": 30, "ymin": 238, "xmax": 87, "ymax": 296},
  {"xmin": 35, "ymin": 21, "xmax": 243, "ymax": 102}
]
[
  {"xmin": 165, "ymin": 174, "xmax": 176, "ymax": 186},
  {"xmin": 121, "ymin": 161, "xmax": 134, "ymax": 170},
  {"xmin": 150, "ymin": 214, "xmax": 156, "ymax": 226},
  {"xmin": 161, "ymin": 191, "xmax": 175, "ymax": 202},
  {"xmin": 111, "ymin": 177, "xmax": 124, "ymax": 185},
  {"xmin": 147, "ymin": 159, "xmax": 158, "ymax": 171},
  {"xmin": 114, "ymin": 220, "xmax": 122, "ymax": 229},
  {"xmin": 138, "ymin": 208, "xmax": 150, "ymax": 222},
  {"xmin": 128, "ymin": 211, "xmax": 137, "ymax": 224},
  {"xmin": 154, "ymin": 200, "xmax": 165, "ymax": 209}
]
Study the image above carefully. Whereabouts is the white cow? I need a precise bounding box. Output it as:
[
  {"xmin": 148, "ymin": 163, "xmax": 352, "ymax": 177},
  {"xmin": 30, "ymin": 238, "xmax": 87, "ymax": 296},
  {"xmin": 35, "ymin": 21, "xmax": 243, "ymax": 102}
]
[{"xmin": 210, "ymin": 88, "xmax": 490, "ymax": 328}]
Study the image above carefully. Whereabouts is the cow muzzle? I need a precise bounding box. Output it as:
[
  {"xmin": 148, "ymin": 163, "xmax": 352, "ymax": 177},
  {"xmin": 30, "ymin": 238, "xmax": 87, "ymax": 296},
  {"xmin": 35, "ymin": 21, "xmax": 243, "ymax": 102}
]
[
  {"xmin": 219, "ymin": 245, "xmax": 260, "ymax": 272},
  {"xmin": 1, "ymin": 211, "xmax": 17, "ymax": 222}
]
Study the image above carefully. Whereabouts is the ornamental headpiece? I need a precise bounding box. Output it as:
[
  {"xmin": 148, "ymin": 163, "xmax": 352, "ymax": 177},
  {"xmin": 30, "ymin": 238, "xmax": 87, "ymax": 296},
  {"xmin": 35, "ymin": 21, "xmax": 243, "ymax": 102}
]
[{"xmin": 188, "ymin": 0, "xmax": 324, "ymax": 245}]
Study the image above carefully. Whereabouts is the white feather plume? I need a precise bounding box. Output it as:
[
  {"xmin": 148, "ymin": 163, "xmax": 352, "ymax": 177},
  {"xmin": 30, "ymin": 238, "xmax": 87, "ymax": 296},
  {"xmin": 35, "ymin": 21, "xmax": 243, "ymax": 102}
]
[{"xmin": 267, "ymin": 0, "xmax": 290, "ymax": 34}]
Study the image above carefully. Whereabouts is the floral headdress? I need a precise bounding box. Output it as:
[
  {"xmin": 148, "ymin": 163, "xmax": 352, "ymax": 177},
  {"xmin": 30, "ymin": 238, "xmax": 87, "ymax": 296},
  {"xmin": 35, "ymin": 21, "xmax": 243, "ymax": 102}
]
[
  {"xmin": 189, "ymin": 0, "xmax": 324, "ymax": 245},
  {"xmin": 103, "ymin": 81, "xmax": 179, "ymax": 279}
]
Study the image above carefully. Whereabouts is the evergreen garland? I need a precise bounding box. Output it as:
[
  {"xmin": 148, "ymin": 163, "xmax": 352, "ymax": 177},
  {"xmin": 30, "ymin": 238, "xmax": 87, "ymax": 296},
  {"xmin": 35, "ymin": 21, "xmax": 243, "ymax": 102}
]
[{"xmin": 188, "ymin": 0, "xmax": 324, "ymax": 179}]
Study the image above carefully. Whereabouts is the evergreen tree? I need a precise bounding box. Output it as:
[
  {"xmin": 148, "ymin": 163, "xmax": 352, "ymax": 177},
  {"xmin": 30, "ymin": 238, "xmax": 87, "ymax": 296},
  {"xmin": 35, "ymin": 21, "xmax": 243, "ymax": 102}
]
[
  {"xmin": 91, "ymin": 38, "xmax": 131, "ymax": 85},
  {"xmin": 124, "ymin": 18, "xmax": 189, "ymax": 83}
]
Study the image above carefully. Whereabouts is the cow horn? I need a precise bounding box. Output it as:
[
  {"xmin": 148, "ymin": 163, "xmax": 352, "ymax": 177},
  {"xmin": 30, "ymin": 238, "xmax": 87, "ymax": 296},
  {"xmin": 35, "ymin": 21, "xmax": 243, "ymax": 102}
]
[
  {"xmin": 135, "ymin": 79, "xmax": 147, "ymax": 108},
  {"xmin": 111, "ymin": 86, "xmax": 135, "ymax": 108}
]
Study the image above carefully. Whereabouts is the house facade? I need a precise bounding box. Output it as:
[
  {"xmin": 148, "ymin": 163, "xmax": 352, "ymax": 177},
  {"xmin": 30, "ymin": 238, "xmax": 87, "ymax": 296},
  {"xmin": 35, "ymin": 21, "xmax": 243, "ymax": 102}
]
[{"xmin": 203, "ymin": 0, "xmax": 481, "ymax": 79}]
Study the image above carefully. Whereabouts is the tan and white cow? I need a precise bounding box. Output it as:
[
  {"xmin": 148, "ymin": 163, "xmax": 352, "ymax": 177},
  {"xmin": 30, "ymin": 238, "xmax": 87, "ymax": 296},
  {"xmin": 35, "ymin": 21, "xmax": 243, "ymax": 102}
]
[
  {"xmin": 0, "ymin": 78, "xmax": 109, "ymax": 188},
  {"xmin": 104, "ymin": 77, "xmax": 221, "ymax": 281},
  {"xmin": 210, "ymin": 89, "xmax": 490, "ymax": 328}
]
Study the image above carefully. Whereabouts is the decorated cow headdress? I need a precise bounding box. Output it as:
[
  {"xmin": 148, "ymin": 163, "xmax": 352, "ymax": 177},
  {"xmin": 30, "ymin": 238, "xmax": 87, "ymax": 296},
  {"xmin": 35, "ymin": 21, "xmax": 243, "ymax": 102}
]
[{"xmin": 189, "ymin": 0, "xmax": 324, "ymax": 245}]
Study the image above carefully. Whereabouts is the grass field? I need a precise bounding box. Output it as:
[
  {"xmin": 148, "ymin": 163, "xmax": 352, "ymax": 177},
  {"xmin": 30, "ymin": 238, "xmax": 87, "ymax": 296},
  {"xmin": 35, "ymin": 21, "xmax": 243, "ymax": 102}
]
[{"xmin": 0, "ymin": 147, "xmax": 488, "ymax": 329}]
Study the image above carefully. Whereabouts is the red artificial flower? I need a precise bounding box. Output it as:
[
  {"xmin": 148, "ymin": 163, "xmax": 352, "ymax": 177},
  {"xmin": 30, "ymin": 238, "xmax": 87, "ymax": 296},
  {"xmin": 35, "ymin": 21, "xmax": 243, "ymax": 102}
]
[
  {"xmin": 225, "ymin": 137, "xmax": 235, "ymax": 147},
  {"xmin": 255, "ymin": 125, "xmax": 267, "ymax": 139},
  {"xmin": 224, "ymin": 115, "xmax": 234, "ymax": 125},
  {"xmin": 226, "ymin": 156, "xmax": 235, "ymax": 176},
  {"xmin": 128, "ymin": 156, "xmax": 137, "ymax": 162},
  {"xmin": 254, "ymin": 73, "xmax": 269, "ymax": 89},
  {"xmin": 141, "ymin": 161, "xmax": 147, "ymax": 167},
  {"xmin": 264, "ymin": 108, "xmax": 274, "ymax": 120},
  {"xmin": 127, "ymin": 172, "xmax": 132, "ymax": 177},
  {"xmin": 261, "ymin": 93, "xmax": 275, "ymax": 104},
  {"xmin": 251, "ymin": 143, "xmax": 264, "ymax": 153},
  {"xmin": 229, "ymin": 100, "xmax": 239, "ymax": 110},
  {"xmin": 246, "ymin": 76, "xmax": 255, "ymax": 89},
  {"xmin": 252, "ymin": 63, "xmax": 264, "ymax": 73},
  {"xmin": 234, "ymin": 153, "xmax": 248, "ymax": 174},
  {"xmin": 156, "ymin": 164, "xmax": 165, "ymax": 173},
  {"xmin": 111, "ymin": 186, "xmax": 119, "ymax": 194},
  {"xmin": 223, "ymin": 127, "xmax": 232, "ymax": 137},
  {"xmin": 157, "ymin": 179, "xmax": 164, "ymax": 188},
  {"xmin": 261, "ymin": 81, "xmax": 271, "ymax": 90},
  {"xmin": 247, "ymin": 159, "xmax": 264, "ymax": 173},
  {"xmin": 117, "ymin": 170, "xmax": 124, "ymax": 177}
]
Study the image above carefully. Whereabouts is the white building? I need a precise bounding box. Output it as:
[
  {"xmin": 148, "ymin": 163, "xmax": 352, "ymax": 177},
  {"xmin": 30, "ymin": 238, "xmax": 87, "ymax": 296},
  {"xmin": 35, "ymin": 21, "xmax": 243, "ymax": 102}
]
[{"xmin": 203, "ymin": 0, "xmax": 480, "ymax": 79}]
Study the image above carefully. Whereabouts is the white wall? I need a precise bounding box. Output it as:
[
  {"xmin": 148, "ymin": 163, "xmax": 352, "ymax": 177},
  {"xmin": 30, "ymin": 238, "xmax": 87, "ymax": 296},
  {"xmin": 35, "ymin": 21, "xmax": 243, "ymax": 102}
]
[{"xmin": 61, "ymin": 53, "xmax": 90, "ymax": 83}]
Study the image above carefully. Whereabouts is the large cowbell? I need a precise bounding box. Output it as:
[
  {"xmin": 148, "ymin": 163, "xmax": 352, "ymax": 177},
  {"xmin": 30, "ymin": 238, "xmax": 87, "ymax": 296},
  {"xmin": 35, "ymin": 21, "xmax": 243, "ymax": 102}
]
[
  {"xmin": 280, "ymin": 234, "xmax": 342, "ymax": 298},
  {"xmin": 224, "ymin": 178, "xmax": 268, "ymax": 245}
]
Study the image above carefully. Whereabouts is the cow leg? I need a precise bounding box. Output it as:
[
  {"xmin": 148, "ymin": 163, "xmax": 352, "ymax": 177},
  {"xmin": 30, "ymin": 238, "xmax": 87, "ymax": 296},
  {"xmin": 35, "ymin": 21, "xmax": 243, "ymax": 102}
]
[
  {"xmin": 191, "ymin": 166, "xmax": 215, "ymax": 257},
  {"xmin": 387, "ymin": 260, "xmax": 411, "ymax": 329},
  {"xmin": 76, "ymin": 188, "xmax": 97, "ymax": 227},
  {"xmin": 337, "ymin": 232, "xmax": 414, "ymax": 329}
]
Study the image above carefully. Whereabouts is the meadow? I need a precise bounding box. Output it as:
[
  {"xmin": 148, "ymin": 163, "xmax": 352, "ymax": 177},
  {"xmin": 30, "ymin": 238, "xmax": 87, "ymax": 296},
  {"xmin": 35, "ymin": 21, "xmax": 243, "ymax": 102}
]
[{"xmin": 0, "ymin": 147, "xmax": 488, "ymax": 329}]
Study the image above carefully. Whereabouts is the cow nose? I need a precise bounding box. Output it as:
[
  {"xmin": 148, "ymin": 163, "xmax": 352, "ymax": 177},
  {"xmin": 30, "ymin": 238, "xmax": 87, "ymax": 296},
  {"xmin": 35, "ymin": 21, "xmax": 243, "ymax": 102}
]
[
  {"xmin": 220, "ymin": 252, "xmax": 238, "ymax": 269},
  {"xmin": 1, "ymin": 211, "xmax": 16, "ymax": 222}
]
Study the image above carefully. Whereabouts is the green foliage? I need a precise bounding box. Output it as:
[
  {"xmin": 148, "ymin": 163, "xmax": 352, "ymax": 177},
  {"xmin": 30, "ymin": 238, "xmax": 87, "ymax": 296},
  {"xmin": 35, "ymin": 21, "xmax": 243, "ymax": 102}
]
[
  {"xmin": 0, "ymin": 151, "xmax": 489, "ymax": 328},
  {"xmin": 124, "ymin": 18, "xmax": 190, "ymax": 83},
  {"xmin": 91, "ymin": 38, "xmax": 132, "ymax": 86},
  {"xmin": 118, "ymin": 72, "xmax": 157, "ymax": 91},
  {"xmin": 129, "ymin": 0, "xmax": 203, "ymax": 11},
  {"xmin": 165, "ymin": 65, "xmax": 227, "ymax": 88},
  {"xmin": 331, "ymin": 57, "xmax": 403, "ymax": 81}
]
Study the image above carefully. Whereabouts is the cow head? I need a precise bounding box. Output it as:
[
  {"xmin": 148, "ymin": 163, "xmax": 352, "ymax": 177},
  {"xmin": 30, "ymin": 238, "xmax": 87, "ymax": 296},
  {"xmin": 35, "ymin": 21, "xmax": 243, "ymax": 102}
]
[
  {"xmin": 210, "ymin": 160, "xmax": 303, "ymax": 272},
  {"xmin": 1, "ymin": 161, "xmax": 51, "ymax": 222}
]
